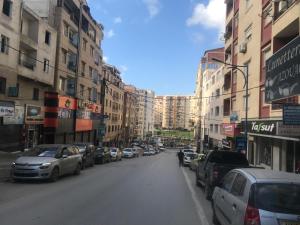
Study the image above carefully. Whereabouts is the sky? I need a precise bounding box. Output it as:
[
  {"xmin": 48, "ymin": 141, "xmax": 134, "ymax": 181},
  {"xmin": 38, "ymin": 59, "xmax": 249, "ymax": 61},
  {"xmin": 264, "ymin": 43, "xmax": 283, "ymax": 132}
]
[{"xmin": 87, "ymin": 0, "xmax": 226, "ymax": 96}]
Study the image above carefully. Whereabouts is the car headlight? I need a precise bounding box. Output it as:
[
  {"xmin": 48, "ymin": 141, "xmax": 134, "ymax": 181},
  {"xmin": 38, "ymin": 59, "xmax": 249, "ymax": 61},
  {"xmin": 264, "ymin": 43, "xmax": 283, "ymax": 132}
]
[
  {"xmin": 11, "ymin": 162, "xmax": 16, "ymax": 168},
  {"xmin": 40, "ymin": 163, "xmax": 51, "ymax": 169}
]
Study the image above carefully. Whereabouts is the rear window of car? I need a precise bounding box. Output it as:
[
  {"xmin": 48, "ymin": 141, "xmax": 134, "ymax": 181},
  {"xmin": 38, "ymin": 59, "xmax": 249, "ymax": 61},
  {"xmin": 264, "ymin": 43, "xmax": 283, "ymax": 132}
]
[
  {"xmin": 209, "ymin": 152, "xmax": 248, "ymax": 165},
  {"xmin": 253, "ymin": 183, "xmax": 300, "ymax": 214}
]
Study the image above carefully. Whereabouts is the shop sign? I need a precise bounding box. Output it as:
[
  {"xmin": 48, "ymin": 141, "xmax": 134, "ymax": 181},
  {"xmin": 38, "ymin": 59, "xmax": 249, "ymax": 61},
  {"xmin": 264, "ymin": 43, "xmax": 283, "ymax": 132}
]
[
  {"xmin": 230, "ymin": 112, "xmax": 238, "ymax": 123},
  {"xmin": 265, "ymin": 35, "xmax": 300, "ymax": 103},
  {"xmin": 25, "ymin": 105, "xmax": 44, "ymax": 124},
  {"xmin": 283, "ymin": 104, "xmax": 300, "ymax": 125},
  {"xmin": 0, "ymin": 101, "xmax": 14, "ymax": 117},
  {"xmin": 76, "ymin": 109, "xmax": 91, "ymax": 120},
  {"xmin": 3, "ymin": 105, "xmax": 24, "ymax": 125},
  {"xmin": 58, "ymin": 96, "xmax": 77, "ymax": 110},
  {"xmin": 222, "ymin": 123, "xmax": 238, "ymax": 137},
  {"xmin": 58, "ymin": 108, "xmax": 74, "ymax": 119},
  {"xmin": 236, "ymin": 136, "xmax": 247, "ymax": 152},
  {"xmin": 246, "ymin": 120, "xmax": 277, "ymax": 135},
  {"xmin": 277, "ymin": 122, "xmax": 300, "ymax": 137}
]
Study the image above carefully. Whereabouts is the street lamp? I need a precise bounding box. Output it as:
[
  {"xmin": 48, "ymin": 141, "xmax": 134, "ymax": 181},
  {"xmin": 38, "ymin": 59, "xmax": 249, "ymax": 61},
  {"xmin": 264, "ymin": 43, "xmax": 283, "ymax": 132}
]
[{"xmin": 212, "ymin": 57, "xmax": 249, "ymax": 153}]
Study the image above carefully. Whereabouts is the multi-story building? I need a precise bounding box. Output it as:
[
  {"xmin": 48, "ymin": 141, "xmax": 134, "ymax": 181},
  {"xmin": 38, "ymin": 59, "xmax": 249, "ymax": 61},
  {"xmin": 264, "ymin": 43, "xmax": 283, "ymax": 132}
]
[
  {"xmin": 154, "ymin": 96, "xmax": 163, "ymax": 129},
  {"xmin": 160, "ymin": 96, "xmax": 194, "ymax": 131},
  {"xmin": 136, "ymin": 89, "xmax": 155, "ymax": 139},
  {"xmin": 122, "ymin": 85, "xmax": 138, "ymax": 145},
  {"xmin": 102, "ymin": 64, "xmax": 124, "ymax": 146},
  {"xmin": 201, "ymin": 66, "xmax": 225, "ymax": 150},
  {"xmin": 224, "ymin": 0, "xmax": 300, "ymax": 172},
  {"xmin": 193, "ymin": 48, "xmax": 224, "ymax": 151},
  {"xmin": 0, "ymin": 1, "xmax": 57, "ymax": 151},
  {"xmin": 26, "ymin": 0, "xmax": 104, "ymax": 145}
]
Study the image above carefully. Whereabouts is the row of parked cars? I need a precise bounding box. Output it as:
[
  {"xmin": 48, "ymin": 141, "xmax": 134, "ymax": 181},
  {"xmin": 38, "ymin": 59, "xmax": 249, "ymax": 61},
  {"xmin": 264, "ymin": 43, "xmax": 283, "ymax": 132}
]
[
  {"xmin": 10, "ymin": 143, "xmax": 149, "ymax": 182},
  {"xmin": 181, "ymin": 149, "xmax": 300, "ymax": 225}
]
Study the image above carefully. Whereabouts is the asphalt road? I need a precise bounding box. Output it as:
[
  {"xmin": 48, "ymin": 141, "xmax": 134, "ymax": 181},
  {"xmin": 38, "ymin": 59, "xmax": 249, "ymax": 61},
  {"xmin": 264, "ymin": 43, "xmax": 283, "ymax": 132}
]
[{"xmin": 0, "ymin": 149, "xmax": 213, "ymax": 225}]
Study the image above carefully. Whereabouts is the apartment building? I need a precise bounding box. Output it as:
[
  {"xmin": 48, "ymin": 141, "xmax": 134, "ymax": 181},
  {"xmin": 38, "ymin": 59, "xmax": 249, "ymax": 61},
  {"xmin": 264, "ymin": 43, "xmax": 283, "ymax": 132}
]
[
  {"xmin": 26, "ymin": 0, "xmax": 104, "ymax": 145},
  {"xmin": 0, "ymin": 1, "xmax": 57, "ymax": 151},
  {"xmin": 224, "ymin": 0, "xmax": 300, "ymax": 172},
  {"xmin": 194, "ymin": 48, "xmax": 224, "ymax": 151},
  {"xmin": 154, "ymin": 96, "xmax": 163, "ymax": 129},
  {"xmin": 160, "ymin": 96, "xmax": 194, "ymax": 131},
  {"xmin": 102, "ymin": 64, "xmax": 124, "ymax": 146},
  {"xmin": 136, "ymin": 89, "xmax": 155, "ymax": 139},
  {"xmin": 122, "ymin": 85, "xmax": 138, "ymax": 145},
  {"xmin": 201, "ymin": 66, "xmax": 225, "ymax": 150}
]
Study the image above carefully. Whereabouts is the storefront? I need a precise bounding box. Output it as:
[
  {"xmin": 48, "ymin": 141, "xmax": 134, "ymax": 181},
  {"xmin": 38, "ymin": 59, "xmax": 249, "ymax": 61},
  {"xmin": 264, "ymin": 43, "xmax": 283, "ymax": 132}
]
[{"xmin": 244, "ymin": 120, "xmax": 300, "ymax": 173}]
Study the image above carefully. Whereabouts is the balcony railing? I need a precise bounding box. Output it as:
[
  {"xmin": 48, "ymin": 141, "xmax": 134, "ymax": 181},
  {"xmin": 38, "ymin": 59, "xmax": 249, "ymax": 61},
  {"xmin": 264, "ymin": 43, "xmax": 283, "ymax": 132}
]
[{"xmin": 20, "ymin": 60, "xmax": 36, "ymax": 71}]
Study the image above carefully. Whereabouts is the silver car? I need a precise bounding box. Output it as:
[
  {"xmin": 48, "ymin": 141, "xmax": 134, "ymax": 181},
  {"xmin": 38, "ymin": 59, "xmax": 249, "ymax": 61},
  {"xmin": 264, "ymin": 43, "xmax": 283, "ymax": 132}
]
[
  {"xmin": 212, "ymin": 168, "xmax": 300, "ymax": 225},
  {"xmin": 11, "ymin": 144, "xmax": 82, "ymax": 182}
]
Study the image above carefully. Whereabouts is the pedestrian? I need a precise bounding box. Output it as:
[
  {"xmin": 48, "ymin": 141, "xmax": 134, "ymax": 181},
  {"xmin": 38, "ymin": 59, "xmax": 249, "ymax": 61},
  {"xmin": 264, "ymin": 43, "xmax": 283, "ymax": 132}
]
[{"xmin": 177, "ymin": 150, "xmax": 184, "ymax": 167}]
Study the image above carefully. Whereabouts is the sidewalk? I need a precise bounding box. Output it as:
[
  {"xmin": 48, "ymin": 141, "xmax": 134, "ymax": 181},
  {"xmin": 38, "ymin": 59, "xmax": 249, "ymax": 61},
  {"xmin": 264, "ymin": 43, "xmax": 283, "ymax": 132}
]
[{"xmin": 0, "ymin": 151, "xmax": 21, "ymax": 181}]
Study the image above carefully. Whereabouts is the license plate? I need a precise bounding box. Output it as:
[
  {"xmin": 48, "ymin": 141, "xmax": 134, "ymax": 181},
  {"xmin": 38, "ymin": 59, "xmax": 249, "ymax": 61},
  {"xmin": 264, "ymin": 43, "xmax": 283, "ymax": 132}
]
[{"xmin": 280, "ymin": 221, "xmax": 300, "ymax": 225}]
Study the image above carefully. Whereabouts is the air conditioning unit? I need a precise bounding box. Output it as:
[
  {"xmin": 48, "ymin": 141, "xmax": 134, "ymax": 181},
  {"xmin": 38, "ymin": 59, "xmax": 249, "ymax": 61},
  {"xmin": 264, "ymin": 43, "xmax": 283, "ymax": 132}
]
[
  {"xmin": 239, "ymin": 42, "xmax": 247, "ymax": 53},
  {"xmin": 278, "ymin": 1, "xmax": 288, "ymax": 13}
]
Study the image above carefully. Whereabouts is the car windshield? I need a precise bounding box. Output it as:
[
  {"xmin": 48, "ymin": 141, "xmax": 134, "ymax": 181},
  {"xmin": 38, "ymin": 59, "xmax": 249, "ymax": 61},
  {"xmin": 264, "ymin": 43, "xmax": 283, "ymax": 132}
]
[
  {"xmin": 253, "ymin": 183, "xmax": 300, "ymax": 214},
  {"xmin": 25, "ymin": 146, "xmax": 59, "ymax": 158},
  {"xmin": 186, "ymin": 153, "xmax": 196, "ymax": 158},
  {"xmin": 124, "ymin": 149, "xmax": 132, "ymax": 152},
  {"xmin": 110, "ymin": 149, "xmax": 117, "ymax": 152}
]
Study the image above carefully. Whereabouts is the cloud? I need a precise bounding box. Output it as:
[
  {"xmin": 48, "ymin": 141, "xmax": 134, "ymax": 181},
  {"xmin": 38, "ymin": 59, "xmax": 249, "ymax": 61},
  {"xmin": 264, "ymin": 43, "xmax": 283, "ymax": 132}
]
[
  {"xmin": 143, "ymin": 0, "xmax": 161, "ymax": 18},
  {"xmin": 119, "ymin": 65, "xmax": 128, "ymax": 73},
  {"xmin": 186, "ymin": 0, "xmax": 226, "ymax": 33},
  {"xmin": 103, "ymin": 56, "xmax": 108, "ymax": 63},
  {"xmin": 114, "ymin": 17, "xmax": 122, "ymax": 24},
  {"xmin": 106, "ymin": 29, "xmax": 115, "ymax": 38},
  {"xmin": 191, "ymin": 32, "xmax": 205, "ymax": 44}
]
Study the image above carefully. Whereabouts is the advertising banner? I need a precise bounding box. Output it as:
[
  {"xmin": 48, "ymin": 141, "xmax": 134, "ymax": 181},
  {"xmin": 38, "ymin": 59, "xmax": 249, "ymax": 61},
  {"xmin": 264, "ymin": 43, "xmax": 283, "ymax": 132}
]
[
  {"xmin": 3, "ymin": 105, "xmax": 24, "ymax": 124},
  {"xmin": 25, "ymin": 105, "xmax": 44, "ymax": 124},
  {"xmin": 265, "ymin": 36, "xmax": 300, "ymax": 102},
  {"xmin": 0, "ymin": 101, "xmax": 15, "ymax": 117}
]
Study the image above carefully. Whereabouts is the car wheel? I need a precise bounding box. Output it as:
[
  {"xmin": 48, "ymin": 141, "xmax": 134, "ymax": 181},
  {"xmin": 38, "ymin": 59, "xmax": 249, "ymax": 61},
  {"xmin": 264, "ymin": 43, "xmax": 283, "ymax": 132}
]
[
  {"xmin": 74, "ymin": 163, "xmax": 81, "ymax": 175},
  {"xmin": 205, "ymin": 180, "xmax": 212, "ymax": 200},
  {"xmin": 212, "ymin": 201, "xmax": 220, "ymax": 225},
  {"xmin": 50, "ymin": 167, "xmax": 59, "ymax": 182}
]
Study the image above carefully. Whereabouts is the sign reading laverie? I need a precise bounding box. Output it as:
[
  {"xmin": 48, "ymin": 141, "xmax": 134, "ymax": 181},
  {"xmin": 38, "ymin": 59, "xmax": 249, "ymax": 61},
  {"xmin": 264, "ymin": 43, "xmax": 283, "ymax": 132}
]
[{"xmin": 265, "ymin": 35, "xmax": 300, "ymax": 103}]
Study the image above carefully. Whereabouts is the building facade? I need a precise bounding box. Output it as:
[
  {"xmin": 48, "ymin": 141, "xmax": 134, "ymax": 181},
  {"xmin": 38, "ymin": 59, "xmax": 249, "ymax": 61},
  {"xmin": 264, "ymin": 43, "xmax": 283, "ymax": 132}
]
[
  {"xmin": 136, "ymin": 89, "xmax": 155, "ymax": 139},
  {"xmin": 25, "ymin": 0, "xmax": 104, "ymax": 145},
  {"xmin": 201, "ymin": 66, "xmax": 225, "ymax": 150},
  {"xmin": 154, "ymin": 96, "xmax": 163, "ymax": 129},
  {"xmin": 0, "ymin": 0, "xmax": 57, "ymax": 151},
  {"xmin": 102, "ymin": 64, "xmax": 124, "ymax": 146},
  {"xmin": 224, "ymin": 0, "xmax": 300, "ymax": 173}
]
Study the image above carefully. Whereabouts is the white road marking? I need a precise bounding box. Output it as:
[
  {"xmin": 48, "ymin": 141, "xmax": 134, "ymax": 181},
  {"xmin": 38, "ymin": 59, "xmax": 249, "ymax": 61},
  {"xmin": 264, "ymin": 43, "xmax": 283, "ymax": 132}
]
[{"xmin": 182, "ymin": 168, "xmax": 210, "ymax": 225}]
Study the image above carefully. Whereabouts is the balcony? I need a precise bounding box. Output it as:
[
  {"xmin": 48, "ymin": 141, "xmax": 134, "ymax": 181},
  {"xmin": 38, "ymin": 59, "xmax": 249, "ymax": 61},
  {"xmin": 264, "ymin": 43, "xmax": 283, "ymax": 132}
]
[{"xmin": 273, "ymin": 0, "xmax": 297, "ymax": 21}]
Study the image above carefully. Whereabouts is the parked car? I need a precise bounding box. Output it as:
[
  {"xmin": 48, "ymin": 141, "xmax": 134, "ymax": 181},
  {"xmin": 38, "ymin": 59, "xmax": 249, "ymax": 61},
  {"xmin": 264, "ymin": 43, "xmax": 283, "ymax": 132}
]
[
  {"xmin": 132, "ymin": 147, "xmax": 141, "ymax": 157},
  {"xmin": 123, "ymin": 148, "xmax": 134, "ymax": 158},
  {"xmin": 95, "ymin": 147, "xmax": 111, "ymax": 164},
  {"xmin": 189, "ymin": 154, "xmax": 205, "ymax": 171},
  {"xmin": 183, "ymin": 152, "xmax": 197, "ymax": 166},
  {"xmin": 143, "ymin": 149, "xmax": 151, "ymax": 156},
  {"xmin": 195, "ymin": 150, "xmax": 249, "ymax": 200},
  {"xmin": 212, "ymin": 168, "xmax": 300, "ymax": 225},
  {"xmin": 149, "ymin": 148, "xmax": 156, "ymax": 155},
  {"xmin": 11, "ymin": 144, "xmax": 82, "ymax": 182},
  {"xmin": 183, "ymin": 149, "xmax": 194, "ymax": 154},
  {"xmin": 74, "ymin": 143, "xmax": 95, "ymax": 169},
  {"xmin": 110, "ymin": 148, "xmax": 122, "ymax": 161}
]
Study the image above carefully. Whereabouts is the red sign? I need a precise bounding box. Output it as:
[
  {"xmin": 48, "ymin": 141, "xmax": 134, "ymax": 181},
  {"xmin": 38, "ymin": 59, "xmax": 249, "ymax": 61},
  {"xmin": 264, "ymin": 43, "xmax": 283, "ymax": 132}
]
[
  {"xmin": 222, "ymin": 123, "xmax": 240, "ymax": 137},
  {"xmin": 59, "ymin": 96, "xmax": 77, "ymax": 110}
]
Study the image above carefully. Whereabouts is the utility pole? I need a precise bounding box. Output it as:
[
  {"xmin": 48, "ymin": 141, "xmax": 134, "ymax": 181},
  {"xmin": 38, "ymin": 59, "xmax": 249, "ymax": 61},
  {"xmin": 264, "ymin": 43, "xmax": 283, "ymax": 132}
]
[{"xmin": 98, "ymin": 78, "xmax": 107, "ymax": 147}]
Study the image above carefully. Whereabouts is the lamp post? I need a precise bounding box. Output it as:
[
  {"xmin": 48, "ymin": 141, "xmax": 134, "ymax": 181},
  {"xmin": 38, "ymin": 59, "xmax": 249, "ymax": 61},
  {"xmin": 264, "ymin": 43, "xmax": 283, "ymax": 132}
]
[{"xmin": 212, "ymin": 58, "xmax": 249, "ymax": 153}]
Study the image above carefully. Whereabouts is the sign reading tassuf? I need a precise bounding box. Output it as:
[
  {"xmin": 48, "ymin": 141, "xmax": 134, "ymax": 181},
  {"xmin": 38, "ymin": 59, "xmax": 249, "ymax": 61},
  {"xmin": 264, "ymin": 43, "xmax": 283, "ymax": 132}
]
[{"xmin": 265, "ymin": 35, "xmax": 300, "ymax": 103}]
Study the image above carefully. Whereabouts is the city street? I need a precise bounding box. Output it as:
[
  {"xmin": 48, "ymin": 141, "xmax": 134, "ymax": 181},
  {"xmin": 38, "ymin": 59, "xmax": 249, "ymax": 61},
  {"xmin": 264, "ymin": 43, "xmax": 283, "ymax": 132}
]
[{"xmin": 0, "ymin": 149, "xmax": 213, "ymax": 225}]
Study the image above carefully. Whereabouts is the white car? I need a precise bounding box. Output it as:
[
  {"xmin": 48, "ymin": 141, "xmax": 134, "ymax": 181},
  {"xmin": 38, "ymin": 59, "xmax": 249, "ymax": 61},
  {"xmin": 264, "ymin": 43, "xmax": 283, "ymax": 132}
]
[
  {"xmin": 110, "ymin": 148, "xmax": 122, "ymax": 161},
  {"xmin": 183, "ymin": 152, "xmax": 197, "ymax": 166},
  {"xmin": 149, "ymin": 148, "xmax": 156, "ymax": 155},
  {"xmin": 122, "ymin": 148, "xmax": 134, "ymax": 158}
]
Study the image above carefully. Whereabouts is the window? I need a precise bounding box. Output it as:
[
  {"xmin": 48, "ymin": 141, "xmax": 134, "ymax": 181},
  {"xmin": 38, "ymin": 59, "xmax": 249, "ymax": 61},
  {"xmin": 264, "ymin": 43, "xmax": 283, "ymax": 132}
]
[
  {"xmin": 80, "ymin": 84, "xmax": 84, "ymax": 97},
  {"xmin": 81, "ymin": 61, "xmax": 86, "ymax": 76},
  {"xmin": 45, "ymin": 31, "xmax": 51, "ymax": 45},
  {"xmin": 215, "ymin": 106, "xmax": 220, "ymax": 116},
  {"xmin": 210, "ymin": 124, "xmax": 213, "ymax": 133},
  {"xmin": 263, "ymin": 4, "xmax": 273, "ymax": 26},
  {"xmin": 214, "ymin": 124, "xmax": 218, "ymax": 133},
  {"xmin": 216, "ymin": 89, "xmax": 220, "ymax": 98},
  {"xmin": 210, "ymin": 108, "xmax": 214, "ymax": 117},
  {"xmin": 0, "ymin": 77, "xmax": 6, "ymax": 94},
  {"xmin": 244, "ymin": 24, "xmax": 252, "ymax": 42},
  {"xmin": 59, "ymin": 77, "xmax": 65, "ymax": 91},
  {"xmin": 33, "ymin": 88, "xmax": 39, "ymax": 100},
  {"xmin": 62, "ymin": 49, "xmax": 67, "ymax": 64},
  {"xmin": 63, "ymin": 23, "xmax": 69, "ymax": 37},
  {"xmin": 89, "ymin": 66, "xmax": 93, "ymax": 77},
  {"xmin": 2, "ymin": 0, "xmax": 12, "ymax": 17},
  {"xmin": 1, "ymin": 35, "xmax": 9, "ymax": 54},
  {"xmin": 221, "ymin": 172, "xmax": 236, "ymax": 192},
  {"xmin": 83, "ymin": 39, "xmax": 87, "ymax": 51},
  {"xmin": 231, "ymin": 97, "xmax": 236, "ymax": 111},
  {"xmin": 43, "ymin": 59, "xmax": 49, "ymax": 73},
  {"xmin": 262, "ymin": 47, "xmax": 272, "ymax": 68},
  {"xmin": 231, "ymin": 174, "xmax": 247, "ymax": 196},
  {"xmin": 90, "ymin": 46, "xmax": 94, "ymax": 57}
]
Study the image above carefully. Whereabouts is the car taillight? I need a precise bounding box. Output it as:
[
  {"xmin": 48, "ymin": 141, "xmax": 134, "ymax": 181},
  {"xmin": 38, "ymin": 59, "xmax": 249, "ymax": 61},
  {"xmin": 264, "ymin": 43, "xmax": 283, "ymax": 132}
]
[{"xmin": 244, "ymin": 205, "xmax": 261, "ymax": 225}]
